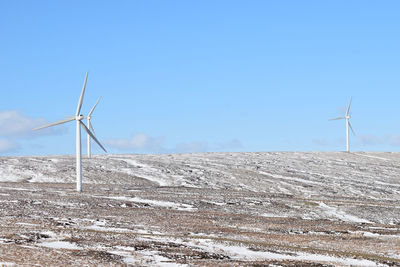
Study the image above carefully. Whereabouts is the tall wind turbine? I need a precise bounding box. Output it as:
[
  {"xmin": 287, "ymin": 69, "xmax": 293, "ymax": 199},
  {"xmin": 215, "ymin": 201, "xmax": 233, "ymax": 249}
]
[
  {"xmin": 87, "ymin": 97, "xmax": 101, "ymax": 158},
  {"xmin": 329, "ymin": 97, "xmax": 355, "ymax": 152},
  {"xmin": 33, "ymin": 72, "xmax": 106, "ymax": 192}
]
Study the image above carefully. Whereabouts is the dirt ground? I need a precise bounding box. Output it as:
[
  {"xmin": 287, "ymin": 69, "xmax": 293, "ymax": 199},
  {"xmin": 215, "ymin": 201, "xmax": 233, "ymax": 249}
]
[{"xmin": 0, "ymin": 153, "xmax": 399, "ymax": 266}]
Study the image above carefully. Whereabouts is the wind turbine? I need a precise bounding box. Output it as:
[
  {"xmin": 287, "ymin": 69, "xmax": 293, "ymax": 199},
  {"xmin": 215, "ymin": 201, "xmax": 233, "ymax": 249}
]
[
  {"xmin": 329, "ymin": 97, "xmax": 355, "ymax": 152},
  {"xmin": 87, "ymin": 97, "xmax": 101, "ymax": 158},
  {"xmin": 33, "ymin": 72, "xmax": 106, "ymax": 192}
]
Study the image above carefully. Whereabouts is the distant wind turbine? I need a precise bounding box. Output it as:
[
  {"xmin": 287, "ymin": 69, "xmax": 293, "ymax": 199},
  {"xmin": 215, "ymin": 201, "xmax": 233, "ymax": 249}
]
[
  {"xmin": 329, "ymin": 97, "xmax": 355, "ymax": 152},
  {"xmin": 87, "ymin": 97, "xmax": 101, "ymax": 158},
  {"xmin": 33, "ymin": 72, "xmax": 107, "ymax": 192}
]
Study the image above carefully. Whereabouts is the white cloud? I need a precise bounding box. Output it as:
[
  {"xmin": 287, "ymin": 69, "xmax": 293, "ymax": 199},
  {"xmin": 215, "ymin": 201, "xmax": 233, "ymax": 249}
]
[
  {"xmin": 0, "ymin": 110, "xmax": 44, "ymax": 137},
  {"xmin": 0, "ymin": 110, "xmax": 67, "ymax": 153},
  {"xmin": 104, "ymin": 133, "xmax": 164, "ymax": 152},
  {"xmin": 0, "ymin": 139, "xmax": 19, "ymax": 153},
  {"xmin": 0, "ymin": 110, "xmax": 65, "ymax": 138}
]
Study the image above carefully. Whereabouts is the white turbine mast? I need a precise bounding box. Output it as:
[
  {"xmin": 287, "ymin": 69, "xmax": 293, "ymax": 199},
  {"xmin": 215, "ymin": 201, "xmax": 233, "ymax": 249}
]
[
  {"xmin": 87, "ymin": 96, "xmax": 101, "ymax": 158},
  {"xmin": 329, "ymin": 97, "xmax": 355, "ymax": 152},
  {"xmin": 33, "ymin": 72, "xmax": 106, "ymax": 192}
]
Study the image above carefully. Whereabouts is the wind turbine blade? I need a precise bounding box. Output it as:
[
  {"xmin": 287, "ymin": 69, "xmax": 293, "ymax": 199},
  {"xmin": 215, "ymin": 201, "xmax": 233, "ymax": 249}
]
[
  {"xmin": 349, "ymin": 122, "xmax": 355, "ymax": 135},
  {"xmin": 80, "ymin": 121, "xmax": 107, "ymax": 152},
  {"xmin": 346, "ymin": 96, "xmax": 352, "ymax": 116},
  {"xmin": 33, "ymin": 118, "xmax": 75, "ymax": 131},
  {"xmin": 88, "ymin": 96, "xmax": 101, "ymax": 117},
  {"xmin": 329, "ymin": 117, "xmax": 346, "ymax": 121},
  {"xmin": 75, "ymin": 72, "xmax": 88, "ymax": 116}
]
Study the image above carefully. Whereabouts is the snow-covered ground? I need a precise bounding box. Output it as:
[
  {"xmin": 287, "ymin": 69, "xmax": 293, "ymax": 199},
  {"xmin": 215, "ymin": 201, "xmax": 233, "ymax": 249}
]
[
  {"xmin": 1, "ymin": 152, "xmax": 400, "ymax": 198},
  {"xmin": 0, "ymin": 152, "xmax": 399, "ymax": 266},
  {"xmin": 1, "ymin": 152, "xmax": 399, "ymax": 223}
]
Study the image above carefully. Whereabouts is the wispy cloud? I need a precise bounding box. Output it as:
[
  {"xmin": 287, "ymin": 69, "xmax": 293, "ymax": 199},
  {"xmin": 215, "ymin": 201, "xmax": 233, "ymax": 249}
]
[
  {"xmin": 314, "ymin": 134, "xmax": 400, "ymax": 148},
  {"xmin": 175, "ymin": 141, "xmax": 209, "ymax": 153},
  {"xmin": 388, "ymin": 135, "xmax": 400, "ymax": 146},
  {"xmin": 105, "ymin": 134, "xmax": 243, "ymax": 154},
  {"xmin": 357, "ymin": 134, "xmax": 385, "ymax": 145},
  {"xmin": 0, "ymin": 139, "xmax": 19, "ymax": 153},
  {"xmin": 104, "ymin": 133, "xmax": 164, "ymax": 152},
  {"xmin": 0, "ymin": 110, "xmax": 65, "ymax": 138},
  {"xmin": 0, "ymin": 110, "xmax": 66, "ymax": 152},
  {"xmin": 216, "ymin": 139, "xmax": 243, "ymax": 150},
  {"xmin": 357, "ymin": 134, "xmax": 400, "ymax": 147}
]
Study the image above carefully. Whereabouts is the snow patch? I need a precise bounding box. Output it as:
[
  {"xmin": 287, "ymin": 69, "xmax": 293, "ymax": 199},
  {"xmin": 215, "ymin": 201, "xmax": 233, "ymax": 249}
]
[
  {"xmin": 190, "ymin": 239, "xmax": 380, "ymax": 267},
  {"xmin": 39, "ymin": 241, "xmax": 81, "ymax": 250},
  {"xmin": 318, "ymin": 202, "xmax": 372, "ymax": 223},
  {"xmin": 101, "ymin": 195, "xmax": 196, "ymax": 211},
  {"xmin": 261, "ymin": 213, "xmax": 288, "ymax": 218}
]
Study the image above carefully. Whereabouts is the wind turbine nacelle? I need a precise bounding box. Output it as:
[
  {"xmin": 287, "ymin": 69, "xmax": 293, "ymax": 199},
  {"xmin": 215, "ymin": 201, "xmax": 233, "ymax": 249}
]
[{"xmin": 76, "ymin": 114, "xmax": 85, "ymax": 121}]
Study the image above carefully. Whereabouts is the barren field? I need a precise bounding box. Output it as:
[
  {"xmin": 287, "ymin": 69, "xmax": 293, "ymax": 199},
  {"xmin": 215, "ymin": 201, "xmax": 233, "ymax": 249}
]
[{"xmin": 0, "ymin": 152, "xmax": 399, "ymax": 266}]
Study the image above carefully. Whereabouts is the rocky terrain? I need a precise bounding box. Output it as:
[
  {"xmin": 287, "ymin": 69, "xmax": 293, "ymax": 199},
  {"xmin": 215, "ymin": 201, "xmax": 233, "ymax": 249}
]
[{"xmin": 0, "ymin": 152, "xmax": 399, "ymax": 266}]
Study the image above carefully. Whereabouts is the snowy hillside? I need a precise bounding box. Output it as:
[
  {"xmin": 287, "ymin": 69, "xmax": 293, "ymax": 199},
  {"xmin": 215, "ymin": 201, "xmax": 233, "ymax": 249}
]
[{"xmin": 1, "ymin": 152, "xmax": 400, "ymax": 198}]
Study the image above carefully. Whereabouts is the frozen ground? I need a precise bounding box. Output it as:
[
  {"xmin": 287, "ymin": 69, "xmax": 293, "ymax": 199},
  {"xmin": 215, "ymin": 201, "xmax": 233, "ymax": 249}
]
[{"xmin": 0, "ymin": 152, "xmax": 399, "ymax": 266}]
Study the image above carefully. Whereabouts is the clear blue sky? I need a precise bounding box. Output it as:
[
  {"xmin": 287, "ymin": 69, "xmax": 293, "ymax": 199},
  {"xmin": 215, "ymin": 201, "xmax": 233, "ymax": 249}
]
[{"xmin": 1, "ymin": 1, "xmax": 400, "ymax": 155}]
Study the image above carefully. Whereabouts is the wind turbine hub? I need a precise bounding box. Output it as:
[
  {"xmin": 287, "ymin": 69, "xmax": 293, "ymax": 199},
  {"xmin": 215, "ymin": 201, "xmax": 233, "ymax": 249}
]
[{"xmin": 76, "ymin": 114, "xmax": 84, "ymax": 121}]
